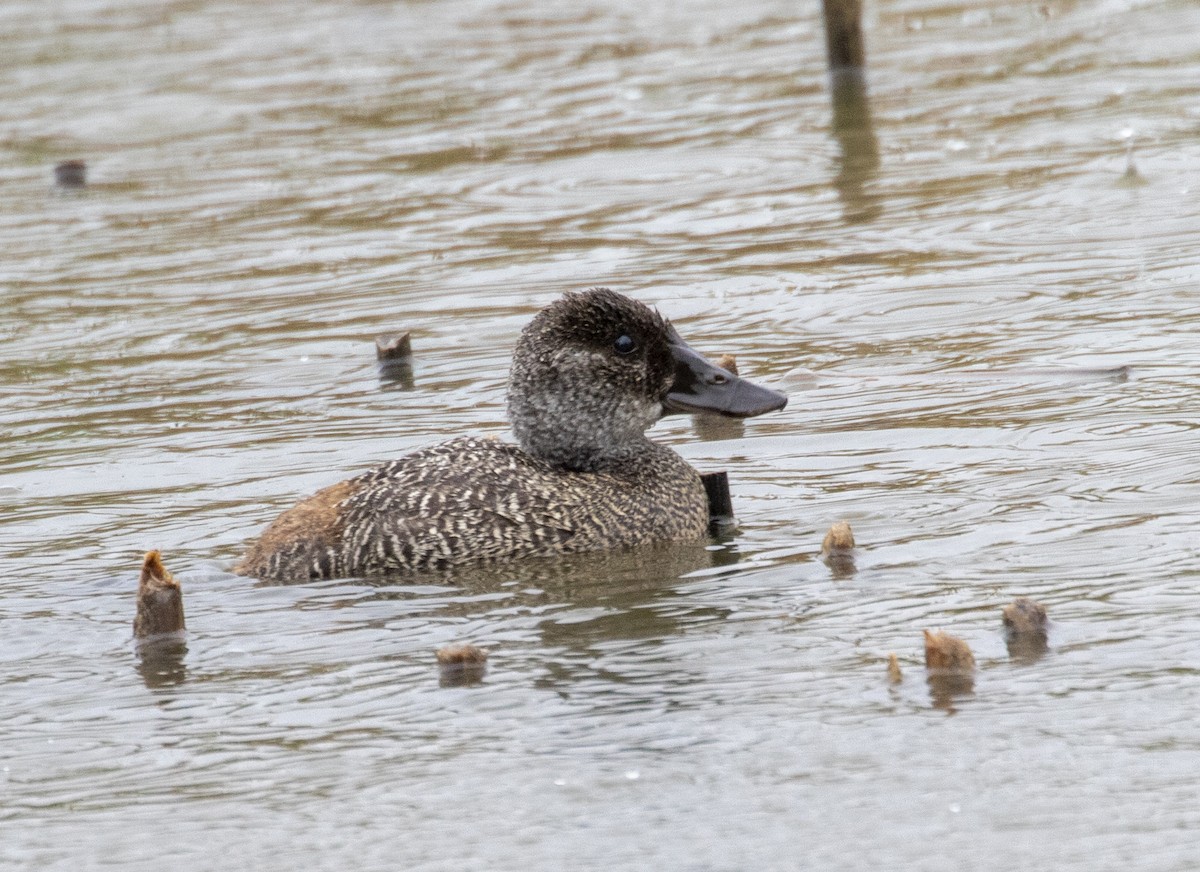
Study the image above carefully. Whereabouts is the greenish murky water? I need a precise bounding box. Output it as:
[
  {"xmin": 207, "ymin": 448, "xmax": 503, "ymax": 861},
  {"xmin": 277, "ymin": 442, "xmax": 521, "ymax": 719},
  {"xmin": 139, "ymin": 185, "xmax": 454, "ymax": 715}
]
[{"xmin": 3, "ymin": 0, "xmax": 1199, "ymax": 868}]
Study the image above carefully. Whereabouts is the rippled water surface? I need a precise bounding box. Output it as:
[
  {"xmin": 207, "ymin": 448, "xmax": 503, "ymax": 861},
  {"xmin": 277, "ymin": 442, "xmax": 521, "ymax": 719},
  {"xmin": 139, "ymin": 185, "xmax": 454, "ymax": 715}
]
[{"xmin": 4, "ymin": 0, "xmax": 1200, "ymax": 868}]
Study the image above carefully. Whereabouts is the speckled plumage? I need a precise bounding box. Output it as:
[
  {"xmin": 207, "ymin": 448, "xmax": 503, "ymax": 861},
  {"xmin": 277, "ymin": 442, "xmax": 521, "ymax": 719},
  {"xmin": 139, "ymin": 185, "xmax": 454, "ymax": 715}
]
[
  {"xmin": 235, "ymin": 288, "xmax": 783, "ymax": 582},
  {"xmin": 240, "ymin": 436, "xmax": 706, "ymax": 580}
]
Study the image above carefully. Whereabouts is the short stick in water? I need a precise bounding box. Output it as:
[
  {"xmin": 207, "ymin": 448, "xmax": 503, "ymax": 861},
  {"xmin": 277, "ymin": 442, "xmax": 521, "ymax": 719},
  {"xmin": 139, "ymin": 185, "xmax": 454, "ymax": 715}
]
[
  {"xmin": 923, "ymin": 630, "xmax": 974, "ymax": 672},
  {"xmin": 134, "ymin": 550, "xmax": 185, "ymax": 639}
]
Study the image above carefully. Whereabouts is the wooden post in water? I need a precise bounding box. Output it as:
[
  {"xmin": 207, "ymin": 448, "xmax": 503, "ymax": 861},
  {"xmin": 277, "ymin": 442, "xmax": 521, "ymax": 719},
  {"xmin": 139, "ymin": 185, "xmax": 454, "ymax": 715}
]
[
  {"xmin": 822, "ymin": 0, "xmax": 865, "ymax": 70},
  {"xmin": 701, "ymin": 470, "xmax": 735, "ymax": 535},
  {"xmin": 820, "ymin": 0, "xmax": 880, "ymax": 223}
]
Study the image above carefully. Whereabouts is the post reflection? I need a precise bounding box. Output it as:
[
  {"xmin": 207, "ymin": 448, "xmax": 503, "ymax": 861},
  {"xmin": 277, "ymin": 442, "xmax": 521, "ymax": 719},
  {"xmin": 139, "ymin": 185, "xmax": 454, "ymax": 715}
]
[
  {"xmin": 136, "ymin": 637, "xmax": 189, "ymax": 689},
  {"xmin": 822, "ymin": 0, "xmax": 881, "ymax": 224}
]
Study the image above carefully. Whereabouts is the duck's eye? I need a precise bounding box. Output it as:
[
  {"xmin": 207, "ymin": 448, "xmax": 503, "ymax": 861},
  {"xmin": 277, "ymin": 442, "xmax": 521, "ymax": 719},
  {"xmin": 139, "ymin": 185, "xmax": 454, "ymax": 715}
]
[{"xmin": 613, "ymin": 334, "xmax": 637, "ymax": 355}]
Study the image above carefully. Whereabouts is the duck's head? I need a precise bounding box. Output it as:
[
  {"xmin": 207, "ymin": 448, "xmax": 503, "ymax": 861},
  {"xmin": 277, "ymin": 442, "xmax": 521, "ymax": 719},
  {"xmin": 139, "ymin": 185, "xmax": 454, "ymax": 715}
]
[{"xmin": 507, "ymin": 288, "xmax": 787, "ymax": 471}]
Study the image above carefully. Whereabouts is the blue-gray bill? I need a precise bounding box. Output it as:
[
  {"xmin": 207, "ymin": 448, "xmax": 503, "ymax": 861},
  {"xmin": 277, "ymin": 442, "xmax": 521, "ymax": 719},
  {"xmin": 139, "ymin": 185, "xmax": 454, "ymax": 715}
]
[{"xmin": 663, "ymin": 337, "xmax": 788, "ymax": 419}]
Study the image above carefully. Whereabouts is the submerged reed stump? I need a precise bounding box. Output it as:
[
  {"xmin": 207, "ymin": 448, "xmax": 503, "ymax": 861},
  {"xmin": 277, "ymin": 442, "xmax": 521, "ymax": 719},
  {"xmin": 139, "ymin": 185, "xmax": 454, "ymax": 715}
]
[
  {"xmin": 1003, "ymin": 597, "xmax": 1049, "ymax": 663},
  {"xmin": 820, "ymin": 520, "xmax": 857, "ymax": 577},
  {"xmin": 821, "ymin": 520, "xmax": 855, "ymax": 554},
  {"xmin": 436, "ymin": 643, "xmax": 488, "ymax": 687},
  {"xmin": 1002, "ymin": 597, "xmax": 1048, "ymax": 637},
  {"xmin": 923, "ymin": 630, "xmax": 974, "ymax": 672},
  {"xmin": 54, "ymin": 159, "xmax": 87, "ymax": 188},
  {"xmin": 923, "ymin": 629, "xmax": 975, "ymax": 709},
  {"xmin": 134, "ymin": 550, "xmax": 186, "ymax": 640},
  {"xmin": 375, "ymin": 331, "xmax": 415, "ymax": 388}
]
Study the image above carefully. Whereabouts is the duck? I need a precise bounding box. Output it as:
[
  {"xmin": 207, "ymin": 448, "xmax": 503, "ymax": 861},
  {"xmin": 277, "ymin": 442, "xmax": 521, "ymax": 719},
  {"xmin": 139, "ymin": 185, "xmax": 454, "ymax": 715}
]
[{"xmin": 234, "ymin": 288, "xmax": 787, "ymax": 582}]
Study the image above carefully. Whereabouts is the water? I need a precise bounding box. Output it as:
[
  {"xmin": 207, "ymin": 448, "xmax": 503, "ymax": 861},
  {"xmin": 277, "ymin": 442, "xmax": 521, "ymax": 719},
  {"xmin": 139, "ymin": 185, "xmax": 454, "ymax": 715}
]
[{"xmin": 3, "ymin": 0, "xmax": 1200, "ymax": 868}]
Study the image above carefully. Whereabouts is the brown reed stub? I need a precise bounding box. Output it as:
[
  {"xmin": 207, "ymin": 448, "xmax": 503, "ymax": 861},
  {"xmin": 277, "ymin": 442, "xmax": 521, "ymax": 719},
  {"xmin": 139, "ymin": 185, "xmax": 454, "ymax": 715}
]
[
  {"xmin": 134, "ymin": 550, "xmax": 185, "ymax": 639},
  {"xmin": 711, "ymin": 354, "xmax": 739, "ymax": 377},
  {"xmin": 820, "ymin": 520, "xmax": 856, "ymax": 577},
  {"xmin": 1002, "ymin": 597, "xmax": 1048, "ymax": 638},
  {"xmin": 436, "ymin": 643, "xmax": 488, "ymax": 687},
  {"xmin": 923, "ymin": 630, "xmax": 975, "ymax": 672},
  {"xmin": 54, "ymin": 159, "xmax": 87, "ymax": 188},
  {"xmin": 886, "ymin": 653, "xmax": 902, "ymax": 684},
  {"xmin": 375, "ymin": 332, "xmax": 415, "ymax": 388},
  {"xmin": 820, "ymin": 520, "xmax": 855, "ymax": 554},
  {"xmin": 374, "ymin": 331, "xmax": 412, "ymax": 362},
  {"xmin": 924, "ymin": 630, "xmax": 975, "ymax": 710},
  {"xmin": 1003, "ymin": 597, "xmax": 1049, "ymax": 663},
  {"xmin": 436, "ymin": 643, "xmax": 488, "ymax": 667}
]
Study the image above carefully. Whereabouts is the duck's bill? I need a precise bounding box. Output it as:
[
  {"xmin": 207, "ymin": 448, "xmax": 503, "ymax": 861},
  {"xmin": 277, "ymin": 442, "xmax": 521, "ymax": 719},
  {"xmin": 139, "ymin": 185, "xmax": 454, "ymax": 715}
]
[{"xmin": 664, "ymin": 339, "xmax": 788, "ymax": 418}]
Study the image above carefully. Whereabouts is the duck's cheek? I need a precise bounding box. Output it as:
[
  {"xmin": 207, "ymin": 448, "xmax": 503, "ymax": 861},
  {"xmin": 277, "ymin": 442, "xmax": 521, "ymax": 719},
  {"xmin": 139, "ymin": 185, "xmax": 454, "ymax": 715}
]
[
  {"xmin": 626, "ymin": 395, "xmax": 666, "ymax": 431},
  {"xmin": 596, "ymin": 391, "xmax": 652, "ymax": 435}
]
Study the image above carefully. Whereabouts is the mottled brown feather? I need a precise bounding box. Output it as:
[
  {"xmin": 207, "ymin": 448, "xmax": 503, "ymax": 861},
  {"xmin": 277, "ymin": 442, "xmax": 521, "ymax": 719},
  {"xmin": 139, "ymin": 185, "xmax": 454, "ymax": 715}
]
[
  {"xmin": 240, "ymin": 437, "xmax": 706, "ymax": 581},
  {"xmin": 234, "ymin": 479, "xmax": 356, "ymax": 578}
]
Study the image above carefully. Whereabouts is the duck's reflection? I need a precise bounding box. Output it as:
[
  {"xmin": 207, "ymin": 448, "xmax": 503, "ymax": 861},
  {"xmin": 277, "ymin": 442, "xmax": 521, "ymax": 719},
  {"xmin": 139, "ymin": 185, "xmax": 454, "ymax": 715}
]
[
  {"xmin": 524, "ymin": 543, "xmax": 731, "ymax": 697},
  {"xmin": 334, "ymin": 539, "xmax": 737, "ymax": 698}
]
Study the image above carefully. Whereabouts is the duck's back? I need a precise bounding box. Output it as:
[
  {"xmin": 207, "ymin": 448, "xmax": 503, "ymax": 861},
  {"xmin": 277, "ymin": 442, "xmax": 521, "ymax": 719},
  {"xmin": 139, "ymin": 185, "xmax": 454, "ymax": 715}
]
[{"xmin": 236, "ymin": 436, "xmax": 708, "ymax": 581}]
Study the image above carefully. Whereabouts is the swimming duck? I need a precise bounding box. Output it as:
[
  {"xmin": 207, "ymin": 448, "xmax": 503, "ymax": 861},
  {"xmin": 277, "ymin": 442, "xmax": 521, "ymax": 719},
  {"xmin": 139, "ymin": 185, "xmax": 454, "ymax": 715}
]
[{"xmin": 235, "ymin": 288, "xmax": 787, "ymax": 581}]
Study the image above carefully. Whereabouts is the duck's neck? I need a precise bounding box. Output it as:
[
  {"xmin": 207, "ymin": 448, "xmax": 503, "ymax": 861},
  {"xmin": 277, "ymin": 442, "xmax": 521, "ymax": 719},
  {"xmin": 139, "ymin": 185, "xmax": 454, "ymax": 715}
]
[
  {"xmin": 517, "ymin": 431, "xmax": 660, "ymax": 473},
  {"xmin": 507, "ymin": 348, "xmax": 666, "ymax": 473},
  {"xmin": 508, "ymin": 385, "xmax": 665, "ymax": 472}
]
